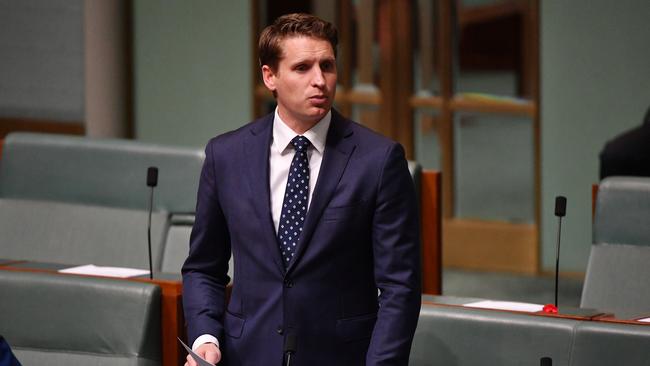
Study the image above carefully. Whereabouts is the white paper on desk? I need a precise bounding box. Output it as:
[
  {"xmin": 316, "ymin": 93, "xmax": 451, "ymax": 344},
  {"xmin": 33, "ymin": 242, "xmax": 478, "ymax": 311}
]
[
  {"xmin": 463, "ymin": 300, "xmax": 544, "ymax": 313},
  {"xmin": 637, "ymin": 317, "xmax": 650, "ymax": 323},
  {"xmin": 178, "ymin": 337, "xmax": 216, "ymax": 366},
  {"xmin": 58, "ymin": 264, "xmax": 150, "ymax": 278}
]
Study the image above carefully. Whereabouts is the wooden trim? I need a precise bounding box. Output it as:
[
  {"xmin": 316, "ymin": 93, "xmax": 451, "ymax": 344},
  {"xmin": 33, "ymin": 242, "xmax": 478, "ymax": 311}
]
[
  {"xmin": 338, "ymin": 89, "xmax": 381, "ymax": 105},
  {"xmin": 410, "ymin": 95, "xmax": 444, "ymax": 109},
  {"xmin": 357, "ymin": 0, "xmax": 375, "ymax": 85},
  {"xmin": 393, "ymin": 0, "xmax": 414, "ymax": 157},
  {"xmin": 338, "ymin": 0, "xmax": 353, "ymax": 117},
  {"xmin": 530, "ymin": 0, "xmax": 542, "ymax": 273},
  {"xmin": 0, "ymin": 118, "xmax": 84, "ymax": 138},
  {"xmin": 443, "ymin": 218, "xmax": 538, "ymax": 274},
  {"xmin": 450, "ymin": 95, "xmax": 536, "ymax": 116},
  {"xmin": 422, "ymin": 299, "xmax": 601, "ymax": 321},
  {"xmin": 595, "ymin": 314, "xmax": 650, "ymax": 326},
  {"xmin": 438, "ymin": 0, "xmax": 455, "ymax": 218},
  {"xmin": 457, "ymin": 0, "xmax": 526, "ymax": 28},
  {"xmin": 592, "ymin": 183, "xmax": 599, "ymax": 219},
  {"xmin": 421, "ymin": 170, "xmax": 442, "ymax": 295},
  {"xmin": 251, "ymin": 0, "xmax": 260, "ymax": 119}
]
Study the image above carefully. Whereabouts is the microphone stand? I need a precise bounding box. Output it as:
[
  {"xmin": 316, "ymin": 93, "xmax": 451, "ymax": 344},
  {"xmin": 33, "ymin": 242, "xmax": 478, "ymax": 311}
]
[
  {"xmin": 146, "ymin": 166, "xmax": 158, "ymax": 280},
  {"xmin": 147, "ymin": 185, "xmax": 154, "ymax": 280}
]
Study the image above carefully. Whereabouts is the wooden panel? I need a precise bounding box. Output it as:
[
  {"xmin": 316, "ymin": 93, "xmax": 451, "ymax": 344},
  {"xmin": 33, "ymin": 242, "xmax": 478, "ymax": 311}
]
[
  {"xmin": 443, "ymin": 218, "xmax": 538, "ymax": 273},
  {"xmin": 0, "ymin": 118, "xmax": 84, "ymax": 138},
  {"xmin": 451, "ymin": 95, "xmax": 536, "ymax": 116},
  {"xmin": 357, "ymin": 0, "xmax": 375, "ymax": 85},
  {"xmin": 421, "ymin": 170, "xmax": 442, "ymax": 295}
]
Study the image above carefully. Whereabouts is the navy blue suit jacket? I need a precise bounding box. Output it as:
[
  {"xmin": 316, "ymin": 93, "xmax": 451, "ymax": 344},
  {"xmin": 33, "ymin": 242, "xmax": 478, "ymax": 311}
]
[{"xmin": 182, "ymin": 110, "xmax": 421, "ymax": 365}]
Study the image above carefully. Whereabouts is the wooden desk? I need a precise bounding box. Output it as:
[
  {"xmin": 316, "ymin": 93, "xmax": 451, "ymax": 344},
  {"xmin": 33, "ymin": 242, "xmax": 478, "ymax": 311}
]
[
  {"xmin": 422, "ymin": 298, "xmax": 605, "ymax": 321},
  {"xmin": 0, "ymin": 261, "xmax": 185, "ymax": 366}
]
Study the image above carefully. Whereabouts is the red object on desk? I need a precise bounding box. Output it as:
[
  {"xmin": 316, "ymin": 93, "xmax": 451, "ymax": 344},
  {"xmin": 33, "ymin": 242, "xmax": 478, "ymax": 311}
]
[{"xmin": 543, "ymin": 304, "xmax": 558, "ymax": 314}]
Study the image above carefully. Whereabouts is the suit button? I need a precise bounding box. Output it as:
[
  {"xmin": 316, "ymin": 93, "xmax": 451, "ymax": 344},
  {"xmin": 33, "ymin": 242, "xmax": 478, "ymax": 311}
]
[
  {"xmin": 284, "ymin": 280, "xmax": 294, "ymax": 288},
  {"xmin": 276, "ymin": 327, "xmax": 284, "ymax": 335}
]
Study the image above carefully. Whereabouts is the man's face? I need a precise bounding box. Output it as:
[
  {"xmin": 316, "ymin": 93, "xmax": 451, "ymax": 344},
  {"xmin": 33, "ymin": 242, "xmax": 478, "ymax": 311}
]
[{"xmin": 262, "ymin": 36, "xmax": 337, "ymax": 129}]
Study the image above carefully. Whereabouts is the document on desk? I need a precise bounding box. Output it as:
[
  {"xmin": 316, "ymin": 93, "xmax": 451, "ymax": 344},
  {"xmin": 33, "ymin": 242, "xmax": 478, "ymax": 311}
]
[
  {"xmin": 58, "ymin": 264, "xmax": 150, "ymax": 278},
  {"xmin": 178, "ymin": 337, "xmax": 215, "ymax": 366},
  {"xmin": 463, "ymin": 300, "xmax": 544, "ymax": 313},
  {"xmin": 638, "ymin": 317, "xmax": 650, "ymax": 323}
]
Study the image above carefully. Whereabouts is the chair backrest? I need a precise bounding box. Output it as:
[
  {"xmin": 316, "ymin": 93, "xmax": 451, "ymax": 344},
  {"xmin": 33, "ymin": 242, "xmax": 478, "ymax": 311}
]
[
  {"xmin": 569, "ymin": 321, "xmax": 650, "ymax": 366},
  {"xmin": 0, "ymin": 270, "xmax": 161, "ymax": 366},
  {"xmin": 411, "ymin": 298, "xmax": 579, "ymax": 366},
  {"xmin": 0, "ymin": 132, "xmax": 205, "ymax": 272},
  {"xmin": 581, "ymin": 176, "xmax": 650, "ymax": 316},
  {"xmin": 0, "ymin": 132, "xmax": 204, "ymax": 213},
  {"xmin": 0, "ymin": 198, "xmax": 168, "ymax": 270}
]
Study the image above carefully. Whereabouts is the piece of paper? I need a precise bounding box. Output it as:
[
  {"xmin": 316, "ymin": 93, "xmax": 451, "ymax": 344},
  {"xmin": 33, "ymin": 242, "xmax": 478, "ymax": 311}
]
[
  {"xmin": 637, "ymin": 317, "xmax": 650, "ymax": 323},
  {"xmin": 463, "ymin": 300, "xmax": 544, "ymax": 313},
  {"xmin": 58, "ymin": 264, "xmax": 150, "ymax": 278},
  {"xmin": 178, "ymin": 337, "xmax": 215, "ymax": 366}
]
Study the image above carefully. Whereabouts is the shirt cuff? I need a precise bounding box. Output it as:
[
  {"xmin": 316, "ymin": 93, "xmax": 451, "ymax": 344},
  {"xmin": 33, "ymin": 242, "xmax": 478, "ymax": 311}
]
[{"xmin": 192, "ymin": 334, "xmax": 220, "ymax": 352}]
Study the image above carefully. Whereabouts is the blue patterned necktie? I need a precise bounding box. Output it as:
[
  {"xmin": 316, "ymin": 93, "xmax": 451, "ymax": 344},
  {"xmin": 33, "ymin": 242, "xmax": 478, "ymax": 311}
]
[{"xmin": 278, "ymin": 135, "xmax": 311, "ymax": 268}]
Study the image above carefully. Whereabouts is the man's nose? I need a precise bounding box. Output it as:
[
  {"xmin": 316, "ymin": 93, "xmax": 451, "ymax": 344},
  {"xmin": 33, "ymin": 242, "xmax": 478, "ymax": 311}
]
[{"xmin": 311, "ymin": 67, "xmax": 326, "ymax": 87}]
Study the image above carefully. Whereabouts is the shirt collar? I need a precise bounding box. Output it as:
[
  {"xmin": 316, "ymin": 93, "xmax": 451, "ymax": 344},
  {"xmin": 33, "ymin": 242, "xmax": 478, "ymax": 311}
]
[{"xmin": 272, "ymin": 108, "xmax": 331, "ymax": 154}]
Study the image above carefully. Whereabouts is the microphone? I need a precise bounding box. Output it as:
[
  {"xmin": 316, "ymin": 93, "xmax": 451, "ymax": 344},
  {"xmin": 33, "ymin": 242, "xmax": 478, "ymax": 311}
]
[
  {"xmin": 540, "ymin": 357, "xmax": 552, "ymax": 366},
  {"xmin": 146, "ymin": 167, "xmax": 158, "ymax": 280},
  {"xmin": 284, "ymin": 333, "xmax": 296, "ymax": 366},
  {"xmin": 554, "ymin": 196, "xmax": 566, "ymax": 308},
  {"xmin": 544, "ymin": 196, "xmax": 566, "ymax": 313}
]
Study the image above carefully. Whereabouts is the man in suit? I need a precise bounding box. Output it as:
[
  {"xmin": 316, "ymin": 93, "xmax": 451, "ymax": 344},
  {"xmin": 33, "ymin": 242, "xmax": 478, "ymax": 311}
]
[
  {"xmin": 600, "ymin": 106, "xmax": 650, "ymax": 179},
  {"xmin": 182, "ymin": 13, "xmax": 421, "ymax": 366}
]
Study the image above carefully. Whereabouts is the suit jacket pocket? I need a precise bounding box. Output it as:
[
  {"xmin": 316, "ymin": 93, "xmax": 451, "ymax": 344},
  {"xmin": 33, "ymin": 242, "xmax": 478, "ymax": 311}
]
[
  {"xmin": 322, "ymin": 201, "xmax": 367, "ymax": 222},
  {"xmin": 224, "ymin": 311, "xmax": 245, "ymax": 339},
  {"xmin": 336, "ymin": 312, "xmax": 377, "ymax": 342}
]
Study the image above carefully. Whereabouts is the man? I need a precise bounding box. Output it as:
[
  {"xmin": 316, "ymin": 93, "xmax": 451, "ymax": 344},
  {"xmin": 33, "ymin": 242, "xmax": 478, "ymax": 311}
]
[
  {"xmin": 182, "ymin": 13, "xmax": 421, "ymax": 366},
  {"xmin": 599, "ymin": 106, "xmax": 650, "ymax": 179}
]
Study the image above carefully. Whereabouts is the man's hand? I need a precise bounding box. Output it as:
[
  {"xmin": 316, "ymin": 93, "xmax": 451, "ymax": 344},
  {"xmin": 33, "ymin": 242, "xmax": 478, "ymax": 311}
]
[{"xmin": 185, "ymin": 342, "xmax": 221, "ymax": 366}]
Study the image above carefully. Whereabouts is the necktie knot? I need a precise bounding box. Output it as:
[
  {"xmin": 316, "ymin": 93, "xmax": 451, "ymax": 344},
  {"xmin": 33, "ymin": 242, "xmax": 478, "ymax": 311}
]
[{"xmin": 291, "ymin": 136, "xmax": 310, "ymax": 152}]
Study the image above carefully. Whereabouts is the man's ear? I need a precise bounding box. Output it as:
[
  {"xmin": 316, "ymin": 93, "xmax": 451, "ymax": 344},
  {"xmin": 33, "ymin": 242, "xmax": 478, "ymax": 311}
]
[{"xmin": 261, "ymin": 65, "xmax": 276, "ymax": 92}]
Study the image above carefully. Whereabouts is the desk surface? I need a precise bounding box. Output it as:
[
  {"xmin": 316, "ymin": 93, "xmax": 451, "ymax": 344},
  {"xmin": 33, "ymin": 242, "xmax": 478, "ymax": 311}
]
[{"xmin": 423, "ymin": 294, "xmax": 650, "ymax": 325}]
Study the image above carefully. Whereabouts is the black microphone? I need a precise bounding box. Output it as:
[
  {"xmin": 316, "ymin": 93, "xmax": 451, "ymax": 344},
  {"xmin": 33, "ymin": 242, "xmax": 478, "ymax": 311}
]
[
  {"xmin": 553, "ymin": 196, "xmax": 567, "ymax": 308},
  {"xmin": 540, "ymin": 357, "xmax": 552, "ymax": 366},
  {"xmin": 146, "ymin": 167, "xmax": 158, "ymax": 280},
  {"xmin": 284, "ymin": 333, "xmax": 296, "ymax": 366}
]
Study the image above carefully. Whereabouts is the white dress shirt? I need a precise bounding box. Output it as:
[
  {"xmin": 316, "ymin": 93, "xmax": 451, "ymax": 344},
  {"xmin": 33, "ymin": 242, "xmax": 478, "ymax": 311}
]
[{"xmin": 192, "ymin": 109, "xmax": 331, "ymax": 351}]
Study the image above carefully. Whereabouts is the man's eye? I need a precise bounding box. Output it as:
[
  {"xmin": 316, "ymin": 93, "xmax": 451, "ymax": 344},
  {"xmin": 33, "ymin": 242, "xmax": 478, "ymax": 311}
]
[
  {"xmin": 295, "ymin": 64, "xmax": 308, "ymax": 71},
  {"xmin": 321, "ymin": 61, "xmax": 335, "ymax": 71}
]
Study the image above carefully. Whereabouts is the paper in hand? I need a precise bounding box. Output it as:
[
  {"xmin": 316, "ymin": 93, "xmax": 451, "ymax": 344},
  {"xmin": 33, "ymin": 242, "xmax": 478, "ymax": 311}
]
[{"xmin": 178, "ymin": 337, "xmax": 216, "ymax": 366}]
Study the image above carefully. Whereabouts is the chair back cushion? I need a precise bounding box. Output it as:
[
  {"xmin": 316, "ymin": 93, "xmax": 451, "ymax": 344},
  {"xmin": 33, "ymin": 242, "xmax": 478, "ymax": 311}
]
[
  {"xmin": 582, "ymin": 176, "xmax": 650, "ymax": 314},
  {"xmin": 0, "ymin": 198, "xmax": 167, "ymax": 270},
  {"xmin": 0, "ymin": 270, "xmax": 161, "ymax": 366},
  {"xmin": 0, "ymin": 132, "xmax": 204, "ymax": 213}
]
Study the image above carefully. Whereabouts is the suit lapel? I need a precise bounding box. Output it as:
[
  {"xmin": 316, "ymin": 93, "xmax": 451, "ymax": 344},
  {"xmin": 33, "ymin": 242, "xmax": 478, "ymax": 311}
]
[
  {"xmin": 286, "ymin": 111, "xmax": 356, "ymax": 274},
  {"xmin": 242, "ymin": 115, "xmax": 285, "ymax": 274}
]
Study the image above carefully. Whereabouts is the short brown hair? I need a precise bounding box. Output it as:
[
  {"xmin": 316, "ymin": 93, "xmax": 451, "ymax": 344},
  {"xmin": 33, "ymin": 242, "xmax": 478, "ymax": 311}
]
[{"xmin": 258, "ymin": 13, "xmax": 338, "ymax": 71}]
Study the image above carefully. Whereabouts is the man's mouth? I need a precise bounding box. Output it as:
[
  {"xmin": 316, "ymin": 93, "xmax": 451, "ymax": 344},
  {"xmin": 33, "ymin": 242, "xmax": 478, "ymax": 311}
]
[{"xmin": 309, "ymin": 95, "xmax": 328, "ymax": 103}]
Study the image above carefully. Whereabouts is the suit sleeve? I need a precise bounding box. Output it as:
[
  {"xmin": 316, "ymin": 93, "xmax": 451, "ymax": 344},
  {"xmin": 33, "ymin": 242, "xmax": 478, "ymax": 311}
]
[
  {"xmin": 182, "ymin": 139, "xmax": 232, "ymax": 345},
  {"xmin": 367, "ymin": 142, "xmax": 422, "ymax": 365}
]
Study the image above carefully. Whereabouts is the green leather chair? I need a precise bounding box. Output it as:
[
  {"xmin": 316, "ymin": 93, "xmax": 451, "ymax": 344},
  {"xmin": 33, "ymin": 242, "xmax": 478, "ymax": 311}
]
[
  {"xmin": 581, "ymin": 176, "xmax": 650, "ymax": 318},
  {"xmin": 0, "ymin": 132, "xmax": 204, "ymax": 274},
  {"xmin": 0, "ymin": 270, "xmax": 161, "ymax": 366},
  {"xmin": 570, "ymin": 321, "xmax": 650, "ymax": 366},
  {"xmin": 410, "ymin": 296, "xmax": 578, "ymax": 366}
]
